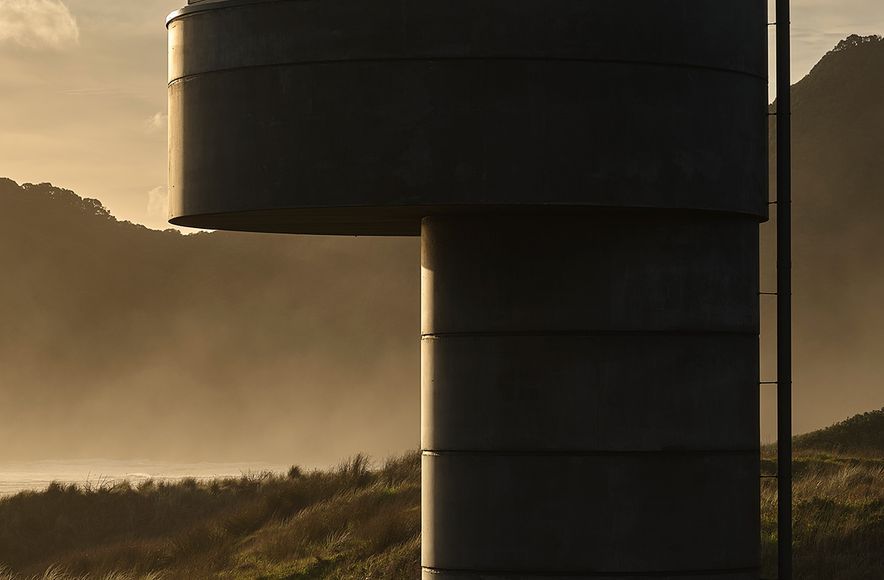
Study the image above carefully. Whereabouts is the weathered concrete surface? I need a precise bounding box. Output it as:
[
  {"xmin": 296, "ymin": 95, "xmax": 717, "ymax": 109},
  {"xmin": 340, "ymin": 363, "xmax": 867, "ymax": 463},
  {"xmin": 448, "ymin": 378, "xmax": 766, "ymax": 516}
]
[
  {"xmin": 420, "ymin": 214, "xmax": 759, "ymax": 333},
  {"xmin": 166, "ymin": 0, "xmax": 767, "ymax": 234},
  {"xmin": 421, "ymin": 216, "xmax": 760, "ymax": 577},
  {"xmin": 421, "ymin": 214, "xmax": 760, "ymax": 455},
  {"xmin": 422, "ymin": 335, "xmax": 759, "ymax": 451},
  {"xmin": 422, "ymin": 452, "xmax": 759, "ymax": 572}
]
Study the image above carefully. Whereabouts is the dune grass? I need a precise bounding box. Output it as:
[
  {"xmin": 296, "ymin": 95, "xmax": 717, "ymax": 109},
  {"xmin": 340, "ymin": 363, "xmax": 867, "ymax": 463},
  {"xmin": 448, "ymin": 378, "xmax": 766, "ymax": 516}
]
[
  {"xmin": 0, "ymin": 454, "xmax": 421, "ymax": 579},
  {"xmin": 760, "ymin": 448, "xmax": 883, "ymax": 580},
  {"xmin": 0, "ymin": 418, "xmax": 881, "ymax": 579}
]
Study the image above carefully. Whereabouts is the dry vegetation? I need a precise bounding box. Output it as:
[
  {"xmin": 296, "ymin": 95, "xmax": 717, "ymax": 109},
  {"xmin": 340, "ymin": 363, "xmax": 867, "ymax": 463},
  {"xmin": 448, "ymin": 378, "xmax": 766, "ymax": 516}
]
[
  {"xmin": 0, "ymin": 410, "xmax": 881, "ymax": 579},
  {"xmin": 760, "ymin": 409, "xmax": 883, "ymax": 580},
  {"xmin": 0, "ymin": 454, "xmax": 421, "ymax": 579},
  {"xmin": 760, "ymin": 451, "xmax": 883, "ymax": 579}
]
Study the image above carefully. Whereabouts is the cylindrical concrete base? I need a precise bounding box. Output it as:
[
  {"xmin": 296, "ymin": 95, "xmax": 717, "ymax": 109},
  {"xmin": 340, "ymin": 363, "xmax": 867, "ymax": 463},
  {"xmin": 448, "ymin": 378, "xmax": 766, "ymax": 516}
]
[{"xmin": 421, "ymin": 215, "xmax": 760, "ymax": 579}]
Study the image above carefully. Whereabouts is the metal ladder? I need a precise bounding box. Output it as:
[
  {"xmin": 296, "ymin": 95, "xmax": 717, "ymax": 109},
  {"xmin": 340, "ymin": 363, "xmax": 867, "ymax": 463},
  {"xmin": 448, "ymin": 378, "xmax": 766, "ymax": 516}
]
[{"xmin": 761, "ymin": 1, "xmax": 793, "ymax": 579}]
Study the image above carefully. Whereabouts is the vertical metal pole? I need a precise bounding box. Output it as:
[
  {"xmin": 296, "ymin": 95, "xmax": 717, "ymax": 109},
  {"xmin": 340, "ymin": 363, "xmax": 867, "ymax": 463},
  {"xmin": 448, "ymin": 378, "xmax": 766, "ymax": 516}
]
[{"xmin": 776, "ymin": 0, "xmax": 793, "ymax": 578}]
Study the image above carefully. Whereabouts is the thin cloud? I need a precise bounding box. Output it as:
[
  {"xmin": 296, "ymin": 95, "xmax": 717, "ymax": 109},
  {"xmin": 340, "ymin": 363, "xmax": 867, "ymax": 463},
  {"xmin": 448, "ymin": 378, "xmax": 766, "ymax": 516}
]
[
  {"xmin": 146, "ymin": 186, "xmax": 168, "ymax": 221},
  {"xmin": 144, "ymin": 112, "xmax": 167, "ymax": 134},
  {"xmin": 61, "ymin": 87, "xmax": 129, "ymax": 97},
  {"xmin": 0, "ymin": 0, "xmax": 79, "ymax": 49}
]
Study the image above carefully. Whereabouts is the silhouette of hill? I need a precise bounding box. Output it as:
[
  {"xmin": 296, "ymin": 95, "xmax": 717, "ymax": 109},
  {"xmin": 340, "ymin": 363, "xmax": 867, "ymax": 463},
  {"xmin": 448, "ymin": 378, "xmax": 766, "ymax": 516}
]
[
  {"xmin": 0, "ymin": 179, "xmax": 419, "ymax": 464},
  {"xmin": 2, "ymin": 36, "xmax": 884, "ymax": 462},
  {"xmin": 793, "ymin": 407, "xmax": 884, "ymax": 456}
]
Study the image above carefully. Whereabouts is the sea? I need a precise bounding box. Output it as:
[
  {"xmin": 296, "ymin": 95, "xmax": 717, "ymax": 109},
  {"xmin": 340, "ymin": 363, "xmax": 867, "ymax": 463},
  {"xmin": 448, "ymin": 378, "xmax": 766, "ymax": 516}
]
[{"xmin": 0, "ymin": 459, "xmax": 295, "ymax": 497}]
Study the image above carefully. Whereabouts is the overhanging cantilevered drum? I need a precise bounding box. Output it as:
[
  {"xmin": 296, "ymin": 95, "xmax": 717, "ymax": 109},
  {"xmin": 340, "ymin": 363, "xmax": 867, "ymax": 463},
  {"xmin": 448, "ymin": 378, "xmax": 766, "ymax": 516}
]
[{"xmin": 168, "ymin": 1, "xmax": 767, "ymax": 577}]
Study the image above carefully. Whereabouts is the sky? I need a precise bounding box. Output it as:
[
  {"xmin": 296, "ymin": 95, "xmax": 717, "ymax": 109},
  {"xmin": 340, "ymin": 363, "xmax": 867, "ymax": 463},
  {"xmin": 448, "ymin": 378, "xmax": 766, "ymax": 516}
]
[{"xmin": 0, "ymin": 0, "xmax": 883, "ymax": 229}]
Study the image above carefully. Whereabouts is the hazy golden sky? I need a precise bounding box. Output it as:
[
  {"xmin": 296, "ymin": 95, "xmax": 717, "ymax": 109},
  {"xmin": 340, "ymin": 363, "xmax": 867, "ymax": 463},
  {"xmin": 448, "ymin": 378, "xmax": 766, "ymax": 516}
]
[{"xmin": 0, "ymin": 0, "xmax": 882, "ymax": 230}]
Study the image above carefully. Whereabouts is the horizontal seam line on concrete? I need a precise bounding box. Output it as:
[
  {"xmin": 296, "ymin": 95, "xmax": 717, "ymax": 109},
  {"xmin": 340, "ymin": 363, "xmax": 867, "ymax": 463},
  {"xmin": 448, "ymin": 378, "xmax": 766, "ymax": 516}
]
[
  {"xmin": 422, "ymin": 566, "xmax": 760, "ymax": 577},
  {"xmin": 170, "ymin": 205, "xmax": 770, "ymax": 229},
  {"xmin": 168, "ymin": 56, "xmax": 766, "ymax": 86},
  {"xmin": 421, "ymin": 330, "xmax": 757, "ymax": 340},
  {"xmin": 168, "ymin": 0, "xmax": 289, "ymax": 24},
  {"xmin": 422, "ymin": 449, "xmax": 759, "ymax": 458}
]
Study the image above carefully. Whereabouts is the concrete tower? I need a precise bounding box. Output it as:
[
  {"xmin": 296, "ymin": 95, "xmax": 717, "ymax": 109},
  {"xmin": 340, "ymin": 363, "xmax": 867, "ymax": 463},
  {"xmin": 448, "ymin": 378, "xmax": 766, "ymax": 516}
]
[{"xmin": 167, "ymin": 1, "xmax": 767, "ymax": 578}]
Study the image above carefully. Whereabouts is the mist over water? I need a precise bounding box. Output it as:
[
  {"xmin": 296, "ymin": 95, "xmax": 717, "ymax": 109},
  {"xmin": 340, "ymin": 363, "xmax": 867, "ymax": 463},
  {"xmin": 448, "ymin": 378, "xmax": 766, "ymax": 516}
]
[{"xmin": 0, "ymin": 459, "xmax": 297, "ymax": 497}]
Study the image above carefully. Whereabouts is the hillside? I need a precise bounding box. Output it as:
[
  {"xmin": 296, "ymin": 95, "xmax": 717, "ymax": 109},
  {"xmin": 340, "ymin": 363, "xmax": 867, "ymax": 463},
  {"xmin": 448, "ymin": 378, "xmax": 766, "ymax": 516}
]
[
  {"xmin": 0, "ymin": 179, "xmax": 420, "ymax": 465},
  {"xmin": 761, "ymin": 34, "xmax": 884, "ymax": 434},
  {"xmin": 0, "ymin": 408, "xmax": 881, "ymax": 579},
  {"xmin": 758, "ymin": 407, "xmax": 884, "ymax": 580},
  {"xmin": 0, "ymin": 453, "xmax": 421, "ymax": 579},
  {"xmin": 793, "ymin": 407, "xmax": 884, "ymax": 455}
]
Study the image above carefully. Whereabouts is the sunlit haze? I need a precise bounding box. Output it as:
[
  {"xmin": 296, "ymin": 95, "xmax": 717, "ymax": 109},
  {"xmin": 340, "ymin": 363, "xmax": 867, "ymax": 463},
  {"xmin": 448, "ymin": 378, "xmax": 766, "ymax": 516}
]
[{"xmin": 0, "ymin": 1, "xmax": 882, "ymax": 466}]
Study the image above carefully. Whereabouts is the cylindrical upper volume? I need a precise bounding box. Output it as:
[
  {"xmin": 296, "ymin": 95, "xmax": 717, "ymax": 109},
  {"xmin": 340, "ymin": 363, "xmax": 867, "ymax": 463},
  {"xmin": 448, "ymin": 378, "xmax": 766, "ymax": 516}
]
[{"xmin": 166, "ymin": 0, "xmax": 768, "ymax": 235}]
